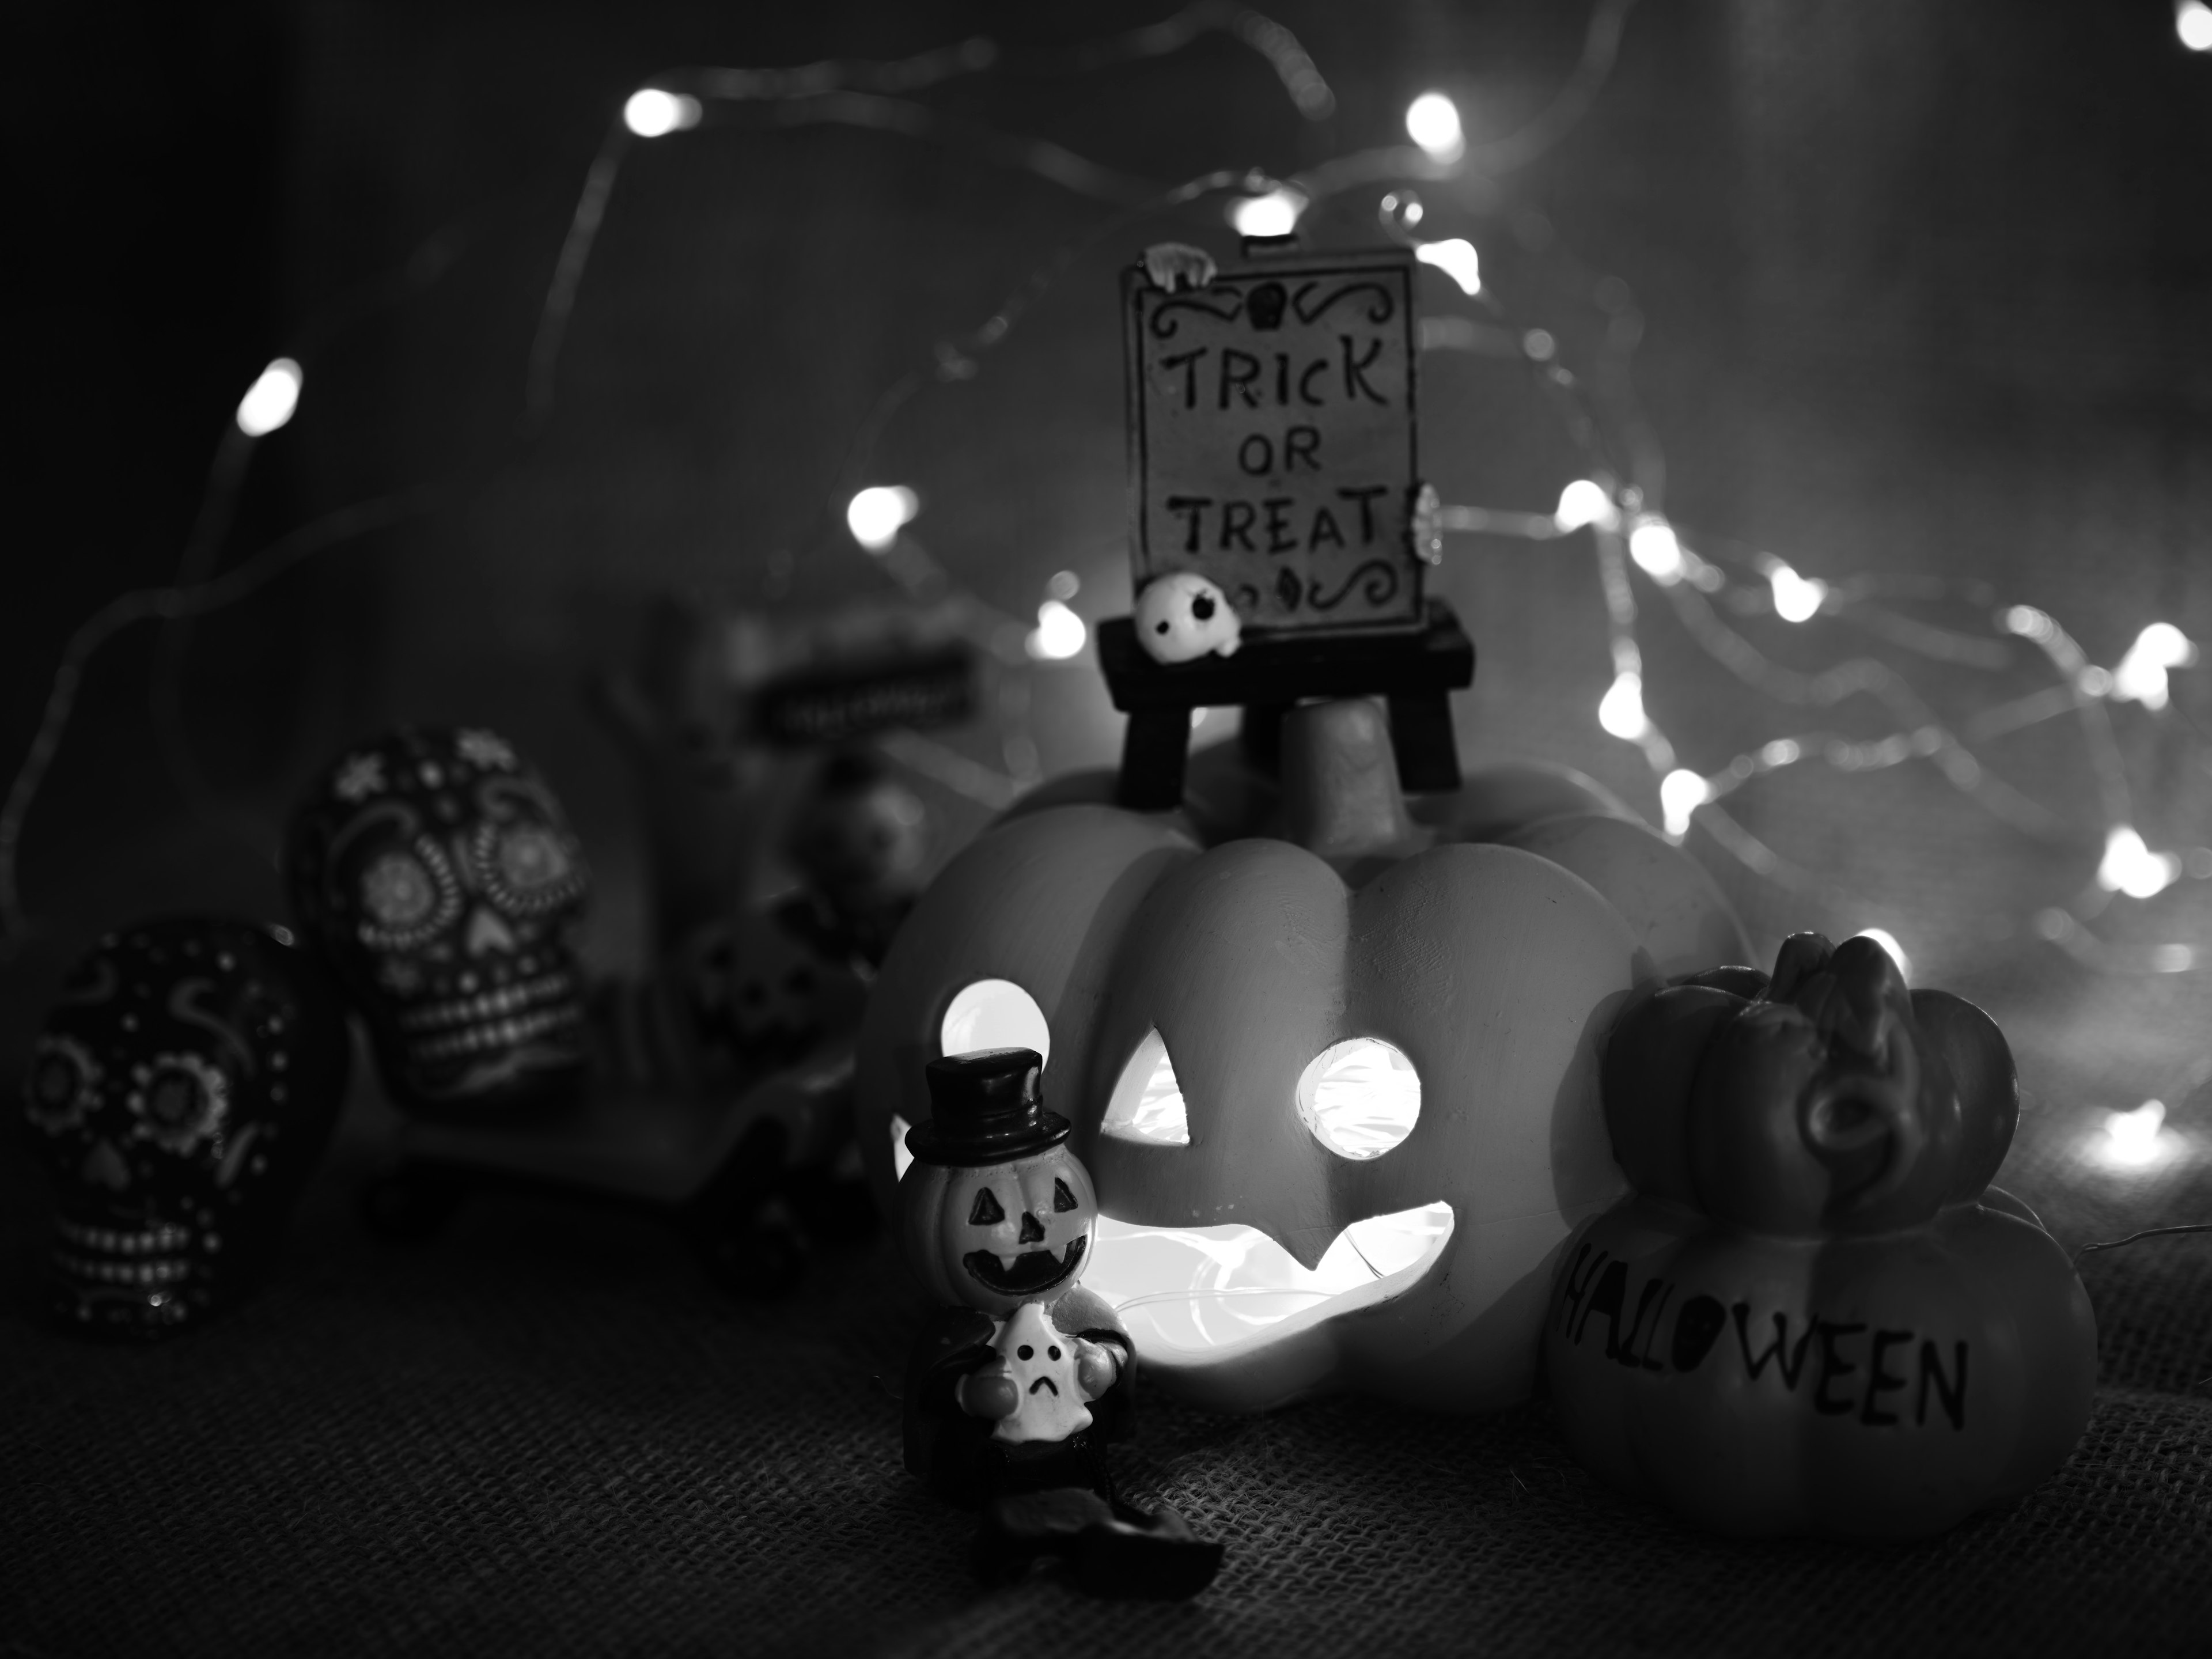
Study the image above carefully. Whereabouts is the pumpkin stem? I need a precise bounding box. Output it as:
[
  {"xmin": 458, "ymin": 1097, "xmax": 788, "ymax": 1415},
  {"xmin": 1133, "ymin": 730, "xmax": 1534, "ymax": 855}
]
[{"xmin": 1278, "ymin": 699, "xmax": 1433, "ymax": 872}]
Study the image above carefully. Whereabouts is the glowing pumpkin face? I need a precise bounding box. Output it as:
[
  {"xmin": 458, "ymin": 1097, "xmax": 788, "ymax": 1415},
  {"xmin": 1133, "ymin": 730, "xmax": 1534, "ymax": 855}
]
[
  {"xmin": 900, "ymin": 1143, "xmax": 1099, "ymax": 1317},
  {"xmin": 858, "ymin": 790, "xmax": 1645, "ymax": 1413}
]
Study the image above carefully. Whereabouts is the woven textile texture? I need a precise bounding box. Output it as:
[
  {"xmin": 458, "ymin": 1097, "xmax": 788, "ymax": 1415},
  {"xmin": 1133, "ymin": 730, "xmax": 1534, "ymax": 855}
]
[{"xmin": 5, "ymin": 1001, "xmax": 2211, "ymax": 1659}]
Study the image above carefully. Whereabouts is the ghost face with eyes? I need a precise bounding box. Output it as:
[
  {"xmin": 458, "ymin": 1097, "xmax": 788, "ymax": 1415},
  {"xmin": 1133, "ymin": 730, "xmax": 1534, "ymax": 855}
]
[{"xmin": 1135, "ymin": 573, "xmax": 1243, "ymax": 665}]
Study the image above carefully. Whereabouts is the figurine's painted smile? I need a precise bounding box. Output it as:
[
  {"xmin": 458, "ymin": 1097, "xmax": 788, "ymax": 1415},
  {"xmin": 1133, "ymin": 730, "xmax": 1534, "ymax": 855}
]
[
  {"xmin": 963, "ymin": 1236, "xmax": 1086, "ymax": 1297},
  {"xmin": 1029, "ymin": 1377, "xmax": 1059, "ymax": 1396}
]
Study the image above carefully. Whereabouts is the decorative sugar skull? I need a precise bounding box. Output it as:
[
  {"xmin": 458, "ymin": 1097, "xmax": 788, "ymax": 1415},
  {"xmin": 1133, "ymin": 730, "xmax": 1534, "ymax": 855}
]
[
  {"xmin": 23, "ymin": 918, "xmax": 349, "ymax": 1339},
  {"xmin": 287, "ymin": 726, "xmax": 591, "ymax": 1116},
  {"xmin": 900, "ymin": 1048, "xmax": 1101, "ymax": 1318},
  {"xmin": 1134, "ymin": 573, "xmax": 1242, "ymax": 664}
]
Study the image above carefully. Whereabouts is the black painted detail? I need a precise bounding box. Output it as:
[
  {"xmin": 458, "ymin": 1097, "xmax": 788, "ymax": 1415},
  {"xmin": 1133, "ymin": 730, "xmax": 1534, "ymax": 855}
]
[
  {"xmin": 1671, "ymin": 1295, "xmax": 1728, "ymax": 1372},
  {"xmin": 963, "ymin": 1236, "xmax": 1087, "ymax": 1297}
]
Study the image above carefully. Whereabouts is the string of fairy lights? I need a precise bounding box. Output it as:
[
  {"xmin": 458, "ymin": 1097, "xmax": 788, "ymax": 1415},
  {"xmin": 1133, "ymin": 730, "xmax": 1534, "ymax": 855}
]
[{"xmin": 5, "ymin": 0, "xmax": 2208, "ymax": 1055}]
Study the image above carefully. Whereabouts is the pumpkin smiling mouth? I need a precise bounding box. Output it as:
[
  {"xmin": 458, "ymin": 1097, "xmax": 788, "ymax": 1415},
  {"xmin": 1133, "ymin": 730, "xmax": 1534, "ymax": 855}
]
[
  {"xmin": 964, "ymin": 1236, "xmax": 1086, "ymax": 1296},
  {"xmin": 1085, "ymin": 1202, "xmax": 1457, "ymax": 1365}
]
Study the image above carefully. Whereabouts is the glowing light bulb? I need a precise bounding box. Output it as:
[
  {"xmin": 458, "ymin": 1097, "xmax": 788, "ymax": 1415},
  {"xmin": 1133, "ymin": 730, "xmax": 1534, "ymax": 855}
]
[
  {"xmin": 2100, "ymin": 1099, "xmax": 2168, "ymax": 1169},
  {"xmin": 1768, "ymin": 562, "xmax": 1827, "ymax": 623},
  {"xmin": 1554, "ymin": 479, "xmax": 1619, "ymax": 533},
  {"xmin": 1853, "ymin": 928, "xmax": 1912, "ymax": 982},
  {"xmin": 2180, "ymin": 1, "xmax": 2212, "ymax": 51},
  {"xmin": 2097, "ymin": 824, "xmax": 2181, "ymax": 899},
  {"xmin": 234, "ymin": 358, "xmax": 302, "ymax": 437},
  {"xmin": 623, "ymin": 88, "xmax": 702, "ymax": 137},
  {"xmin": 2110, "ymin": 622, "xmax": 2198, "ymax": 711},
  {"xmin": 1404, "ymin": 92, "xmax": 1465, "ymax": 162},
  {"xmin": 1414, "ymin": 238, "xmax": 1482, "ymax": 296},
  {"xmin": 1228, "ymin": 186, "xmax": 1308, "ymax": 238},
  {"xmin": 1627, "ymin": 516, "xmax": 1684, "ymax": 585},
  {"xmin": 845, "ymin": 485, "xmax": 919, "ymax": 551},
  {"xmin": 1026, "ymin": 599, "xmax": 1088, "ymax": 661},
  {"xmin": 1659, "ymin": 769, "xmax": 1709, "ymax": 839},
  {"xmin": 1598, "ymin": 671, "xmax": 1649, "ymax": 741}
]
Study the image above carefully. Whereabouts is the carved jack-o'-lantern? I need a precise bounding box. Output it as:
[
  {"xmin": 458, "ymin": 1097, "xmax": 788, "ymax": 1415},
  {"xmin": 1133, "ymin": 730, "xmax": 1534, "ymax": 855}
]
[
  {"xmin": 287, "ymin": 726, "xmax": 591, "ymax": 1117},
  {"xmin": 23, "ymin": 918, "xmax": 349, "ymax": 1339},
  {"xmin": 899, "ymin": 1048, "xmax": 1100, "ymax": 1319},
  {"xmin": 860, "ymin": 700, "xmax": 1711, "ymax": 1414}
]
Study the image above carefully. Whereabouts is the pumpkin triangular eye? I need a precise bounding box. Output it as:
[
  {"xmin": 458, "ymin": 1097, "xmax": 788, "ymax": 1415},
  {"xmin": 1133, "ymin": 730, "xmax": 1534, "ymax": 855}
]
[
  {"xmin": 968, "ymin": 1187, "xmax": 1006, "ymax": 1226},
  {"xmin": 1052, "ymin": 1178, "xmax": 1079, "ymax": 1213}
]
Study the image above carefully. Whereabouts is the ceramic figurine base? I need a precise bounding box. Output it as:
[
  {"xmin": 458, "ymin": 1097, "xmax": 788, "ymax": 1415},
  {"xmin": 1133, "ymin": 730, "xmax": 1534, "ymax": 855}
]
[
  {"xmin": 361, "ymin": 1046, "xmax": 869, "ymax": 1297},
  {"xmin": 1096, "ymin": 600, "xmax": 1474, "ymax": 809}
]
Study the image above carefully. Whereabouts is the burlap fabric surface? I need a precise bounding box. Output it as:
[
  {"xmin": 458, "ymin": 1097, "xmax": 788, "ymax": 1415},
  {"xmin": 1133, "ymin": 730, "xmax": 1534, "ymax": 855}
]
[{"xmin": 5, "ymin": 1008, "xmax": 2210, "ymax": 1659}]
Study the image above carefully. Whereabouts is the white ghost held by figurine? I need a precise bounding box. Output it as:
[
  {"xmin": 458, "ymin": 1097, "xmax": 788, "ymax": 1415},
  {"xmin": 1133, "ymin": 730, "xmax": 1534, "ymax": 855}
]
[
  {"xmin": 990, "ymin": 1301, "xmax": 1093, "ymax": 1445},
  {"xmin": 1135, "ymin": 573, "xmax": 1243, "ymax": 665}
]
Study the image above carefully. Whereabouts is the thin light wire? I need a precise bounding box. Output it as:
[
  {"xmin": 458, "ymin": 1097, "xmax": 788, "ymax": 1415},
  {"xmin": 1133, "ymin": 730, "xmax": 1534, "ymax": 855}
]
[
  {"xmin": 520, "ymin": 5, "xmax": 1331, "ymax": 437},
  {"xmin": 0, "ymin": 489, "xmax": 440, "ymax": 953},
  {"xmin": 1423, "ymin": 268, "xmax": 2204, "ymax": 965},
  {"xmin": 146, "ymin": 226, "xmax": 470, "ymax": 834},
  {"xmin": 1468, "ymin": 0, "xmax": 1644, "ymax": 171},
  {"xmin": 2077, "ymin": 1223, "xmax": 2212, "ymax": 1262}
]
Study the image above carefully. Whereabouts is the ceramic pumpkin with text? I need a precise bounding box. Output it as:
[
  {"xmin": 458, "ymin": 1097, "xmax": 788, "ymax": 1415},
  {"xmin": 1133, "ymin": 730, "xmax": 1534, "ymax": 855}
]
[
  {"xmin": 1543, "ymin": 933, "xmax": 2097, "ymax": 1538},
  {"xmin": 860, "ymin": 699, "xmax": 1725, "ymax": 1414}
]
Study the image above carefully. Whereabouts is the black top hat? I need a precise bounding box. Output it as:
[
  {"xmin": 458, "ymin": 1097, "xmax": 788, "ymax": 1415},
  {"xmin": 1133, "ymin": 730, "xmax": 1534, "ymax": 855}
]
[{"xmin": 906, "ymin": 1047, "xmax": 1070, "ymax": 1167}]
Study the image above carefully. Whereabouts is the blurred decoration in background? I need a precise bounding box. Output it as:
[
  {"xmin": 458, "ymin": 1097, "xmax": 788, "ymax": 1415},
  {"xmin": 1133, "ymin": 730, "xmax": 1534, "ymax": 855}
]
[{"xmin": 5, "ymin": 0, "xmax": 2212, "ymax": 1161}]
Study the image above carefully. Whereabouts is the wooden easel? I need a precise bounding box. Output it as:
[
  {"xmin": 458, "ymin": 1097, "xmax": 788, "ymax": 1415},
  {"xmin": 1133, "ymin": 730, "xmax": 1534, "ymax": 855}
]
[{"xmin": 1097, "ymin": 601, "xmax": 1475, "ymax": 809}]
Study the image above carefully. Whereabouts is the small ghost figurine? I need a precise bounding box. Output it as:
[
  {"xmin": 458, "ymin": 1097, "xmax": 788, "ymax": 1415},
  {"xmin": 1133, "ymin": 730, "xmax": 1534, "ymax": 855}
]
[
  {"xmin": 900, "ymin": 1048, "xmax": 1222, "ymax": 1599},
  {"xmin": 1134, "ymin": 573, "xmax": 1243, "ymax": 665}
]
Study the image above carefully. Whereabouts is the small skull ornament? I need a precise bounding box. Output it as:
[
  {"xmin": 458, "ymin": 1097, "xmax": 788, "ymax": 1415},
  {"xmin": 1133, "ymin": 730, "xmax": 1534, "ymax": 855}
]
[
  {"xmin": 23, "ymin": 918, "xmax": 349, "ymax": 1339},
  {"xmin": 1134, "ymin": 573, "xmax": 1243, "ymax": 665},
  {"xmin": 287, "ymin": 726, "xmax": 591, "ymax": 1116}
]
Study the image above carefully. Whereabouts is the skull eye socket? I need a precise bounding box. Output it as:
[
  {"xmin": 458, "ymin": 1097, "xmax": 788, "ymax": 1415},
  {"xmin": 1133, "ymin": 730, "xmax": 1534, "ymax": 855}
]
[
  {"xmin": 128, "ymin": 1052, "xmax": 229, "ymax": 1156},
  {"xmin": 24, "ymin": 1036, "xmax": 100, "ymax": 1134},
  {"xmin": 1052, "ymin": 1178, "xmax": 1079, "ymax": 1213},
  {"xmin": 472, "ymin": 822, "xmax": 586, "ymax": 916},
  {"xmin": 357, "ymin": 839, "xmax": 460, "ymax": 952},
  {"xmin": 969, "ymin": 1187, "xmax": 1006, "ymax": 1226},
  {"xmin": 363, "ymin": 853, "xmax": 437, "ymax": 927}
]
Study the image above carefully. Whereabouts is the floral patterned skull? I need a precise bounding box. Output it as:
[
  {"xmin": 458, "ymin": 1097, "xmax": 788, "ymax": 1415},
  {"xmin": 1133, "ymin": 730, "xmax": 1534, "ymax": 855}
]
[
  {"xmin": 23, "ymin": 918, "xmax": 349, "ymax": 1339},
  {"xmin": 286, "ymin": 726, "xmax": 591, "ymax": 1116}
]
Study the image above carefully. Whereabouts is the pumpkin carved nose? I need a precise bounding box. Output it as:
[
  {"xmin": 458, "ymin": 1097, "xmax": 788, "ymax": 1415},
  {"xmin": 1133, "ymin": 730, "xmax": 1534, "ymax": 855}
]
[{"xmin": 1017, "ymin": 1211, "xmax": 1046, "ymax": 1244}]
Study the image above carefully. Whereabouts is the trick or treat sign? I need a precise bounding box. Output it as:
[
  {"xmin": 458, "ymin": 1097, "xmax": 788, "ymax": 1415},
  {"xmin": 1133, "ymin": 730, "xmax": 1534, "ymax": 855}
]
[{"xmin": 1124, "ymin": 249, "xmax": 1422, "ymax": 633}]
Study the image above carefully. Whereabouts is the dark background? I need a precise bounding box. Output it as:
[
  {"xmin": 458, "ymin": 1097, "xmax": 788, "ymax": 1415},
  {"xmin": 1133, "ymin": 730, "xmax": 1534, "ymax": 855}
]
[
  {"xmin": 6, "ymin": 1, "xmax": 2210, "ymax": 1005},
  {"xmin": 4, "ymin": 3, "xmax": 2211, "ymax": 1653}
]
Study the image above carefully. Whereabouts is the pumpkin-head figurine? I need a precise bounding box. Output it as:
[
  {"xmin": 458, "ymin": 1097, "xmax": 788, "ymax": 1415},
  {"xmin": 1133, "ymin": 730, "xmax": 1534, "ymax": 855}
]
[{"xmin": 900, "ymin": 1047, "xmax": 1222, "ymax": 1599}]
